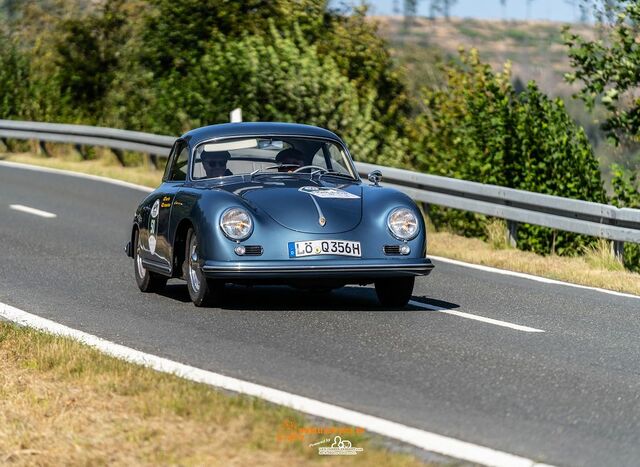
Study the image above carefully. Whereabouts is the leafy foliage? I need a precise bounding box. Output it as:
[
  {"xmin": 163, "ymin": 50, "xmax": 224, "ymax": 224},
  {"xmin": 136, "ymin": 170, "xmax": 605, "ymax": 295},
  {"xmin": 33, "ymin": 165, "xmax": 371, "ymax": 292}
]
[
  {"xmin": 19, "ymin": 0, "xmax": 409, "ymax": 166},
  {"xmin": 53, "ymin": 1, "xmax": 130, "ymax": 117},
  {"xmin": 140, "ymin": 0, "xmax": 327, "ymax": 77},
  {"xmin": 0, "ymin": 31, "xmax": 28, "ymax": 119},
  {"xmin": 564, "ymin": 2, "xmax": 640, "ymax": 145},
  {"xmin": 610, "ymin": 164, "xmax": 640, "ymax": 270},
  {"xmin": 413, "ymin": 49, "xmax": 607, "ymax": 254},
  {"xmin": 106, "ymin": 25, "xmax": 377, "ymax": 149}
]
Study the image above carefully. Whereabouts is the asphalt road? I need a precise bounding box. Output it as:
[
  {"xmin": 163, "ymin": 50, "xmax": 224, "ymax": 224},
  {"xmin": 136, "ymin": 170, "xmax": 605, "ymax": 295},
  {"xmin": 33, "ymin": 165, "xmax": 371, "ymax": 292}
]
[{"xmin": 1, "ymin": 163, "xmax": 639, "ymax": 466}]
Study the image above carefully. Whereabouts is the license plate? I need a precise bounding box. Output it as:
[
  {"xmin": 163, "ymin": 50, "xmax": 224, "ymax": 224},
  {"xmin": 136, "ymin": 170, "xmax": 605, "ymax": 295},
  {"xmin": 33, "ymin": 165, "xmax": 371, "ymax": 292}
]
[{"xmin": 288, "ymin": 240, "xmax": 361, "ymax": 258}]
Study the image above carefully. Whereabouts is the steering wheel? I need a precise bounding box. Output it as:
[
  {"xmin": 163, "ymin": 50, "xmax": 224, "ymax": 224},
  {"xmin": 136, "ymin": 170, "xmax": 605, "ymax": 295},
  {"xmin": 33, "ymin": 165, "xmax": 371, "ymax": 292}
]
[{"xmin": 292, "ymin": 165, "xmax": 327, "ymax": 173}]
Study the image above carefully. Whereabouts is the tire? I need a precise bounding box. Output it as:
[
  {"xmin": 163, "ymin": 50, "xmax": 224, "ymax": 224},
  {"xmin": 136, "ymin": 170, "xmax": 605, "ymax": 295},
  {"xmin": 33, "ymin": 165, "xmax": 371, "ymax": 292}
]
[
  {"xmin": 184, "ymin": 228, "xmax": 223, "ymax": 307},
  {"xmin": 134, "ymin": 229, "xmax": 167, "ymax": 293},
  {"xmin": 375, "ymin": 277, "xmax": 415, "ymax": 308}
]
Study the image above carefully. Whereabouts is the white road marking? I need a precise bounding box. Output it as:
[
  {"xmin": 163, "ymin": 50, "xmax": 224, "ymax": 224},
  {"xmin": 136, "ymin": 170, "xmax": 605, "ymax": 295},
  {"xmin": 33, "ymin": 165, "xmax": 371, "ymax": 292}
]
[
  {"xmin": 9, "ymin": 204, "xmax": 57, "ymax": 218},
  {"xmin": 409, "ymin": 300, "xmax": 546, "ymax": 333},
  {"xmin": 0, "ymin": 301, "xmax": 553, "ymax": 467},
  {"xmin": 0, "ymin": 160, "xmax": 153, "ymax": 193},
  {"xmin": 429, "ymin": 255, "xmax": 640, "ymax": 300}
]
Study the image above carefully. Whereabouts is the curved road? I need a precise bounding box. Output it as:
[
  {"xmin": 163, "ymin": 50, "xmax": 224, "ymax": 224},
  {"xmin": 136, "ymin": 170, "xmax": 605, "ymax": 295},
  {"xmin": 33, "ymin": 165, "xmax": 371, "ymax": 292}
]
[{"xmin": 1, "ymin": 162, "xmax": 639, "ymax": 466}]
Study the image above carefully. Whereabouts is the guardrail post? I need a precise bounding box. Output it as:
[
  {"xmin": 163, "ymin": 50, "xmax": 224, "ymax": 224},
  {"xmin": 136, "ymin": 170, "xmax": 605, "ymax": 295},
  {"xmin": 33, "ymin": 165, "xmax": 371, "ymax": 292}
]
[
  {"xmin": 421, "ymin": 202, "xmax": 430, "ymax": 220},
  {"xmin": 74, "ymin": 144, "xmax": 88, "ymax": 160},
  {"xmin": 38, "ymin": 140, "xmax": 51, "ymax": 157},
  {"xmin": 507, "ymin": 220, "xmax": 518, "ymax": 248},
  {"xmin": 149, "ymin": 153, "xmax": 158, "ymax": 169},
  {"xmin": 111, "ymin": 148, "xmax": 126, "ymax": 166},
  {"xmin": 612, "ymin": 240, "xmax": 625, "ymax": 262}
]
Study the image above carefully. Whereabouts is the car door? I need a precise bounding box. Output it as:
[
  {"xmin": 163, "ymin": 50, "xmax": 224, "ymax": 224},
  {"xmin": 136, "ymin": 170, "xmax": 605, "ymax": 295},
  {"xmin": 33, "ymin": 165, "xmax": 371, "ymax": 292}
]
[{"xmin": 152, "ymin": 140, "xmax": 189, "ymax": 271}]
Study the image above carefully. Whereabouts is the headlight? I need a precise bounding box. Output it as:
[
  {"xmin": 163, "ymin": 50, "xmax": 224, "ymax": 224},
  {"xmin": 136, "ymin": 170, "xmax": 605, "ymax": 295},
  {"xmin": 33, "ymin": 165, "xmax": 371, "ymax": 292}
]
[
  {"xmin": 387, "ymin": 208, "xmax": 419, "ymax": 240},
  {"xmin": 220, "ymin": 208, "xmax": 253, "ymax": 241}
]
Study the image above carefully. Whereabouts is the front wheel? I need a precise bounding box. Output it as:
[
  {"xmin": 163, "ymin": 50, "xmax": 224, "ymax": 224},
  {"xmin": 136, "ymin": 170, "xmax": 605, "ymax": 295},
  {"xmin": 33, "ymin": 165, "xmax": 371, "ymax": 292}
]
[
  {"xmin": 375, "ymin": 277, "xmax": 415, "ymax": 308},
  {"xmin": 133, "ymin": 229, "xmax": 167, "ymax": 293},
  {"xmin": 185, "ymin": 228, "xmax": 223, "ymax": 307}
]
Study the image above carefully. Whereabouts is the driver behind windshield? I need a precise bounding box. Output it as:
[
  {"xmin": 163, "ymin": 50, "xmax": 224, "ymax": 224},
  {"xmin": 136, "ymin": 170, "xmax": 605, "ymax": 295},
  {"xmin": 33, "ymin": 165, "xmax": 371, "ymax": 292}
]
[
  {"xmin": 201, "ymin": 150, "xmax": 232, "ymax": 178},
  {"xmin": 275, "ymin": 148, "xmax": 305, "ymax": 172}
]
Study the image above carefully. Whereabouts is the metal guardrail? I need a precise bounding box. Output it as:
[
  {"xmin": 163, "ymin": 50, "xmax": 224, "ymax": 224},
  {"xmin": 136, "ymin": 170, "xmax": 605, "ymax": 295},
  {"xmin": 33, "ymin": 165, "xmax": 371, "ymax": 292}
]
[
  {"xmin": 0, "ymin": 120, "xmax": 174, "ymax": 156},
  {"xmin": 1, "ymin": 119, "xmax": 638, "ymax": 255},
  {"xmin": 355, "ymin": 163, "xmax": 640, "ymax": 247}
]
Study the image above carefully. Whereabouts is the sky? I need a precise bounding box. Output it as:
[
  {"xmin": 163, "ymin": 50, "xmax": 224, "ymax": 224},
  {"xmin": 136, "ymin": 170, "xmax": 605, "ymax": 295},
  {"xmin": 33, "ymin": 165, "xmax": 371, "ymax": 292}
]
[{"xmin": 343, "ymin": 0, "xmax": 581, "ymax": 23}]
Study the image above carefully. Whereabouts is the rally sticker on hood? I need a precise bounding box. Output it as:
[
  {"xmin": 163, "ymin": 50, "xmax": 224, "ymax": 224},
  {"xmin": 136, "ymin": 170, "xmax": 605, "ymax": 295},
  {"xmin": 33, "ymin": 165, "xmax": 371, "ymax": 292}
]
[{"xmin": 299, "ymin": 186, "xmax": 360, "ymax": 199}]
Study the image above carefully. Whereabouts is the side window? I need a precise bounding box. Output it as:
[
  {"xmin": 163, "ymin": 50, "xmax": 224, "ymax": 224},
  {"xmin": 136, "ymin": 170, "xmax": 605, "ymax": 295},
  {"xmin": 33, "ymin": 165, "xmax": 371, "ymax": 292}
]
[
  {"xmin": 168, "ymin": 142, "xmax": 189, "ymax": 181},
  {"xmin": 162, "ymin": 143, "xmax": 178, "ymax": 181}
]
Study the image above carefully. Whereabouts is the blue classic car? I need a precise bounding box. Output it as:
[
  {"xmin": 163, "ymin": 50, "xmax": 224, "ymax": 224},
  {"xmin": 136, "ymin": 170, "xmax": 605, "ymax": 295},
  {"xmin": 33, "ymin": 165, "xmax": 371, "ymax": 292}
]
[{"xmin": 126, "ymin": 122, "xmax": 434, "ymax": 307}]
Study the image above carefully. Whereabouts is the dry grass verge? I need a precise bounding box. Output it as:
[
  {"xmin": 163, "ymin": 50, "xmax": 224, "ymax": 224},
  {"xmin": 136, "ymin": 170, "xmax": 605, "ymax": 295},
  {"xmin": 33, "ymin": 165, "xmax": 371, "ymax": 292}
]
[
  {"xmin": 0, "ymin": 149, "xmax": 162, "ymax": 188},
  {"xmin": 0, "ymin": 323, "xmax": 426, "ymax": 466},
  {"xmin": 2, "ymin": 147, "xmax": 638, "ymax": 296},
  {"xmin": 429, "ymin": 231, "xmax": 640, "ymax": 296}
]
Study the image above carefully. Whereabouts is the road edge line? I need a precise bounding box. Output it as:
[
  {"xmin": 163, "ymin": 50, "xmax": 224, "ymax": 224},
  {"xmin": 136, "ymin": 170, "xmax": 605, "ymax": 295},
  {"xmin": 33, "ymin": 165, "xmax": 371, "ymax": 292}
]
[
  {"xmin": 0, "ymin": 160, "xmax": 153, "ymax": 193},
  {"xmin": 0, "ymin": 301, "xmax": 551, "ymax": 467},
  {"xmin": 408, "ymin": 301, "xmax": 546, "ymax": 333},
  {"xmin": 429, "ymin": 255, "xmax": 640, "ymax": 300}
]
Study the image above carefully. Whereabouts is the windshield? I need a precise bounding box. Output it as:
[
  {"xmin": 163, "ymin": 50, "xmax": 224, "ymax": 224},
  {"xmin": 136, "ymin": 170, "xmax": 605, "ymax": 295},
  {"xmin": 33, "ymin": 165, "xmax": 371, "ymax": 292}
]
[{"xmin": 191, "ymin": 137, "xmax": 356, "ymax": 180}]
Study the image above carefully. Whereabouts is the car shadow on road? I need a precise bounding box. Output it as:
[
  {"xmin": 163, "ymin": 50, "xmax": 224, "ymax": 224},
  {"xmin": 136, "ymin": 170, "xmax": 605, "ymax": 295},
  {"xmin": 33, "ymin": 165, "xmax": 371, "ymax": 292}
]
[
  {"xmin": 157, "ymin": 281, "xmax": 460, "ymax": 312},
  {"xmin": 156, "ymin": 283, "xmax": 192, "ymax": 303}
]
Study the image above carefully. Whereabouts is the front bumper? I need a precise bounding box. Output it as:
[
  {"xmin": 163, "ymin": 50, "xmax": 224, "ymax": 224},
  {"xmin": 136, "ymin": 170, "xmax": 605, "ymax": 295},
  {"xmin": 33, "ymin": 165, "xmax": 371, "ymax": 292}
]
[{"xmin": 201, "ymin": 258, "xmax": 434, "ymax": 280}]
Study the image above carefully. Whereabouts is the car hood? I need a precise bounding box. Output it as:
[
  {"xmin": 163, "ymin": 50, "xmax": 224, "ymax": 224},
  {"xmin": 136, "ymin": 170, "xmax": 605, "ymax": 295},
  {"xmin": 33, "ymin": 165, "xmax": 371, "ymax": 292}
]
[{"xmin": 238, "ymin": 178, "xmax": 363, "ymax": 233}]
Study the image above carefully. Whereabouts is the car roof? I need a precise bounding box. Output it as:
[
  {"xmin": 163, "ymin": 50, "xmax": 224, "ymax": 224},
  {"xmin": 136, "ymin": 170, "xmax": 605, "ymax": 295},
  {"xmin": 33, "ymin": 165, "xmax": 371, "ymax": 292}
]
[{"xmin": 181, "ymin": 122, "xmax": 344, "ymax": 146}]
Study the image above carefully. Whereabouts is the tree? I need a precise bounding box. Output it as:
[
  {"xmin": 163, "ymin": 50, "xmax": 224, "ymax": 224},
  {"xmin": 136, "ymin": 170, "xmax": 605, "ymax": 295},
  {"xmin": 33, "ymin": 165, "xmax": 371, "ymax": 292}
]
[
  {"xmin": 404, "ymin": 0, "xmax": 418, "ymax": 26},
  {"xmin": 413, "ymin": 49, "xmax": 606, "ymax": 253},
  {"xmin": 316, "ymin": 6, "xmax": 411, "ymax": 134},
  {"xmin": 526, "ymin": 0, "xmax": 535, "ymax": 19},
  {"xmin": 103, "ymin": 23, "xmax": 396, "ymax": 165},
  {"xmin": 512, "ymin": 82, "xmax": 607, "ymax": 253},
  {"xmin": 0, "ymin": 31, "xmax": 28, "ymax": 118},
  {"xmin": 610, "ymin": 164, "xmax": 640, "ymax": 270},
  {"xmin": 54, "ymin": 0, "xmax": 133, "ymax": 117},
  {"xmin": 564, "ymin": 1, "xmax": 640, "ymax": 145},
  {"xmin": 141, "ymin": 0, "xmax": 327, "ymax": 77},
  {"xmin": 429, "ymin": 0, "xmax": 458, "ymax": 20}
]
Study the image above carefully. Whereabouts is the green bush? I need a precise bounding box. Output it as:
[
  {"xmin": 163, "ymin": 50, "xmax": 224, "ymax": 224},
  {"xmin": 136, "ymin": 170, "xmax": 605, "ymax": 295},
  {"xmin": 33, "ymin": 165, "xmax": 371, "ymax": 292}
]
[
  {"xmin": 413, "ymin": 49, "xmax": 607, "ymax": 254},
  {"xmin": 610, "ymin": 164, "xmax": 640, "ymax": 272},
  {"xmin": 564, "ymin": 3, "xmax": 640, "ymax": 146},
  {"xmin": 0, "ymin": 31, "xmax": 28, "ymax": 119},
  {"xmin": 43, "ymin": 0, "xmax": 412, "ymax": 166}
]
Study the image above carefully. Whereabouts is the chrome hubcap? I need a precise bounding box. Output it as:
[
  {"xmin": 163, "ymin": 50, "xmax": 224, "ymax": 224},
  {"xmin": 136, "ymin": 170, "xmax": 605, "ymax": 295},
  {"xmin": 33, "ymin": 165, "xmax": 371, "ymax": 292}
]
[
  {"xmin": 188, "ymin": 239, "xmax": 201, "ymax": 293},
  {"xmin": 136, "ymin": 239, "xmax": 146, "ymax": 277}
]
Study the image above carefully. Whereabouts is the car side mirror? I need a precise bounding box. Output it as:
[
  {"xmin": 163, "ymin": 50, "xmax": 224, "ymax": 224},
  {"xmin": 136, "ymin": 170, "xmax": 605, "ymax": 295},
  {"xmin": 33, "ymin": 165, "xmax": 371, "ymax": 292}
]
[{"xmin": 368, "ymin": 170, "xmax": 382, "ymax": 186}]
